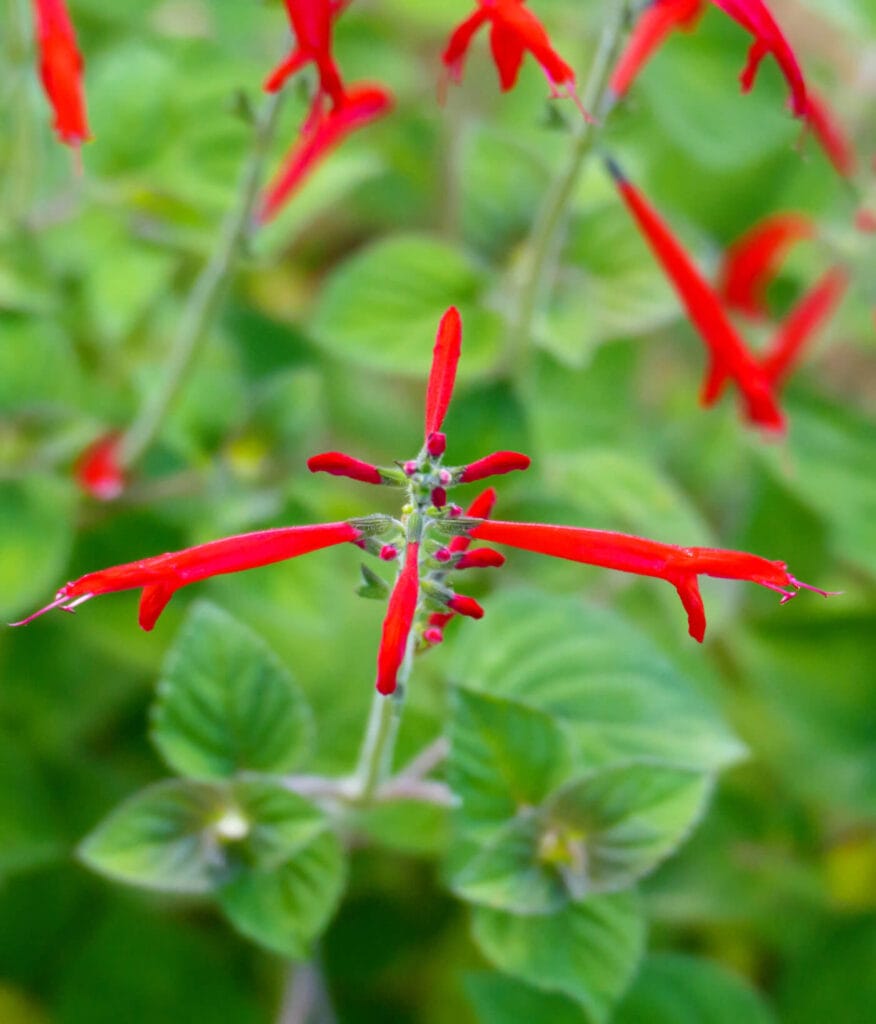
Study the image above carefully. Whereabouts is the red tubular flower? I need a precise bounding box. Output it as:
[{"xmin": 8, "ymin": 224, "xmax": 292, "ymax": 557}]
[
  {"xmin": 759, "ymin": 267, "xmax": 849, "ymax": 387},
  {"xmin": 74, "ymin": 433, "xmax": 125, "ymax": 501},
  {"xmin": 717, "ymin": 213, "xmax": 815, "ymax": 319},
  {"xmin": 608, "ymin": 159, "xmax": 785, "ymax": 432},
  {"xmin": 258, "ymin": 84, "xmax": 393, "ymax": 224},
  {"xmin": 307, "ymin": 451, "xmax": 383, "ymax": 485},
  {"xmin": 441, "ymin": 0, "xmax": 591, "ymax": 118},
  {"xmin": 424, "ymin": 307, "xmax": 462, "ymax": 441},
  {"xmin": 455, "ymin": 548, "xmax": 506, "ymax": 569},
  {"xmin": 12, "ymin": 522, "xmax": 361, "ymax": 632},
  {"xmin": 805, "ymin": 89, "xmax": 856, "ymax": 178},
  {"xmin": 709, "ymin": 0, "xmax": 807, "ymax": 117},
  {"xmin": 458, "ymin": 450, "xmax": 531, "ymax": 483},
  {"xmin": 469, "ymin": 519, "xmax": 833, "ymax": 642},
  {"xmin": 31, "ymin": 0, "xmax": 90, "ymax": 147},
  {"xmin": 448, "ymin": 488, "xmax": 497, "ymax": 555},
  {"xmin": 376, "ymin": 542, "xmax": 420, "ymax": 695},
  {"xmin": 264, "ymin": 0, "xmax": 346, "ymax": 111},
  {"xmin": 608, "ymin": 0, "xmax": 705, "ymax": 101}
]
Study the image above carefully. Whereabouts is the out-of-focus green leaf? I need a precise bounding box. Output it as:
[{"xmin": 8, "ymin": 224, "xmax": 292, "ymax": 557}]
[
  {"xmin": 0, "ymin": 316, "xmax": 79, "ymax": 412},
  {"xmin": 229, "ymin": 780, "xmax": 328, "ymax": 871},
  {"xmin": 152, "ymin": 601, "xmax": 313, "ymax": 780},
  {"xmin": 218, "ymin": 828, "xmax": 345, "ymax": 958},
  {"xmin": 449, "ymin": 590, "xmax": 745, "ymax": 772},
  {"xmin": 464, "ymin": 971, "xmax": 588, "ymax": 1024},
  {"xmin": 472, "ymin": 892, "xmax": 645, "ymax": 1022},
  {"xmin": 0, "ymin": 476, "xmax": 77, "ymax": 621},
  {"xmin": 309, "ymin": 234, "xmax": 501, "ymax": 376},
  {"xmin": 544, "ymin": 763, "xmax": 712, "ymax": 895},
  {"xmin": 0, "ymin": 734, "xmax": 62, "ymax": 881},
  {"xmin": 78, "ymin": 779, "xmax": 230, "ymax": 894},
  {"xmin": 614, "ymin": 953, "xmax": 776, "ymax": 1024}
]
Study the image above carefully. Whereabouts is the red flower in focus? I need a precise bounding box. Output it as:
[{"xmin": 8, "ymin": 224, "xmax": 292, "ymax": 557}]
[
  {"xmin": 441, "ymin": 0, "xmax": 591, "ymax": 118},
  {"xmin": 469, "ymin": 519, "xmax": 833, "ymax": 642},
  {"xmin": 376, "ymin": 541, "xmax": 420, "ymax": 695},
  {"xmin": 608, "ymin": 0, "xmax": 705, "ymax": 101},
  {"xmin": 12, "ymin": 522, "xmax": 361, "ymax": 631},
  {"xmin": 31, "ymin": 0, "xmax": 90, "ymax": 147},
  {"xmin": 717, "ymin": 212, "xmax": 815, "ymax": 319},
  {"xmin": 74, "ymin": 433, "xmax": 125, "ymax": 501},
  {"xmin": 258, "ymin": 84, "xmax": 393, "ymax": 223},
  {"xmin": 805, "ymin": 89, "xmax": 857, "ymax": 178},
  {"xmin": 608, "ymin": 159, "xmax": 785, "ymax": 432}
]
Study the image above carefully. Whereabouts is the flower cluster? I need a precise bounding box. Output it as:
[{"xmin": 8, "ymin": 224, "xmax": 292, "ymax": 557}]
[{"xmin": 15, "ymin": 309, "xmax": 833, "ymax": 696}]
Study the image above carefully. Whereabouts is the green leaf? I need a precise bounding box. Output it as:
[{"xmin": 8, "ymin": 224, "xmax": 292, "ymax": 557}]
[
  {"xmin": 449, "ymin": 688, "xmax": 569, "ymax": 842},
  {"xmin": 229, "ymin": 780, "xmax": 328, "ymax": 871},
  {"xmin": 78, "ymin": 779, "xmax": 231, "ymax": 894},
  {"xmin": 449, "ymin": 590, "xmax": 745, "ymax": 773},
  {"xmin": 543, "ymin": 763, "xmax": 713, "ymax": 896},
  {"xmin": 218, "ymin": 829, "xmax": 346, "ymax": 958},
  {"xmin": 152, "ymin": 601, "xmax": 313, "ymax": 780},
  {"xmin": 309, "ymin": 233, "xmax": 501, "ymax": 377},
  {"xmin": 0, "ymin": 476, "xmax": 77, "ymax": 622},
  {"xmin": 615, "ymin": 953, "xmax": 776, "ymax": 1024},
  {"xmin": 472, "ymin": 892, "xmax": 645, "ymax": 1022},
  {"xmin": 0, "ymin": 315, "xmax": 80, "ymax": 413},
  {"xmin": 465, "ymin": 972, "xmax": 588, "ymax": 1024},
  {"xmin": 451, "ymin": 811, "xmax": 570, "ymax": 914}
]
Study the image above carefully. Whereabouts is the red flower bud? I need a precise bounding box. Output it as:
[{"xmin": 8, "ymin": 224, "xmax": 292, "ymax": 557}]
[
  {"xmin": 32, "ymin": 0, "xmax": 90, "ymax": 147},
  {"xmin": 427, "ymin": 431, "xmax": 447, "ymax": 457},
  {"xmin": 446, "ymin": 594, "xmax": 484, "ymax": 619},
  {"xmin": 448, "ymin": 488, "xmax": 498, "ymax": 554},
  {"xmin": 307, "ymin": 450, "xmax": 383, "ymax": 484},
  {"xmin": 434, "ymin": 547, "xmax": 452, "ymax": 564},
  {"xmin": 459, "ymin": 451, "xmax": 531, "ymax": 483},
  {"xmin": 423, "ymin": 626, "xmax": 444, "ymax": 645},
  {"xmin": 431, "ymin": 487, "xmax": 447, "ymax": 508},
  {"xmin": 380, "ymin": 545, "xmax": 399, "ymax": 561},
  {"xmin": 404, "ymin": 460, "xmax": 419, "ymax": 477},
  {"xmin": 455, "ymin": 548, "xmax": 505, "ymax": 570},
  {"xmin": 74, "ymin": 433, "xmax": 125, "ymax": 501}
]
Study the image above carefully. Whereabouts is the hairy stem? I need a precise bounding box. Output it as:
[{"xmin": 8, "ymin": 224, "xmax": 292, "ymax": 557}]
[
  {"xmin": 118, "ymin": 90, "xmax": 284, "ymax": 468},
  {"xmin": 353, "ymin": 682, "xmax": 404, "ymax": 805},
  {"xmin": 504, "ymin": 1, "xmax": 630, "ymax": 382}
]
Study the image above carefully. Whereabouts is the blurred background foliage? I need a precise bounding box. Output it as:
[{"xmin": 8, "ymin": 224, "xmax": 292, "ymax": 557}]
[{"xmin": 1, "ymin": 0, "xmax": 875, "ymax": 1021}]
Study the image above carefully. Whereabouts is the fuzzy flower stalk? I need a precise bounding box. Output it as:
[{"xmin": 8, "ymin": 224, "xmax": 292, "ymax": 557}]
[{"xmin": 15, "ymin": 309, "xmax": 835, "ymax": 696}]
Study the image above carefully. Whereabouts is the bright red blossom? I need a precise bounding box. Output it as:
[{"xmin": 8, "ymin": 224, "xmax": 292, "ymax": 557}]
[
  {"xmin": 264, "ymin": 0, "xmax": 346, "ymax": 112},
  {"xmin": 376, "ymin": 541, "xmax": 420, "ymax": 695},
  {"xmin": 469, "ymin": 520, "xmax": 832, "ymax": 642},
  {"xmin": 307, "ymin": 451, "xmax": 384, "ymax": 485},
  {"xmin": 609, "ymin": 160, "xmax": 785, "ymax": 432},
  {"xmin": 425, "ymin": 307, "xmax": 462, "ymax": 440},
  {"xmin": 74, "ymin": 433, "xmax": 125, "ymax": 501},
  {"xmin": 442, "ymin": 0, "xmax": 590, "ymax": 117},
  {"xmin": 12, "ymin": 522, "xmax": 361, "ymax": 632},
  {"xmin": 258, "ymin": 84, "xmax": 393, "ymax": 223},
  {"xmin": 717, "ymin": 212, "xmax": 815, "ymax": 319},
  {"xmin": 31, "ymin": 0, "xmax": 90, "ymax": 147}
]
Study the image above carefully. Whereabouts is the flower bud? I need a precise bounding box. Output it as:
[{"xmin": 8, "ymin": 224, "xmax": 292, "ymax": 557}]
[
  {"xmin": 404, "ymin": 460, "xmax": 419, "ymax": 477},
  {"xmin": 380, "ymin": 545, "xmax": 399, "ymax": 561},
  {"xmin": 458, "ymin": 451, "xmax": 531, "ymax": 483},
  {"xmin": 427, "ymin": 431, "xmax": 447, "ymax": 457},
  {"xmin": 447, "ymin": 594, "xmax": 484, "ymax": 619},
  {"xmin": 431, "ymin": 486, "xmax": 447, "ymax": 508},
  {"xmin": 423, "ymin": 626, "xmax": 444, "ymax": 645},
  {"xmin": 434, "ymin": 547, "xmax": 452, "ymax": 563}
]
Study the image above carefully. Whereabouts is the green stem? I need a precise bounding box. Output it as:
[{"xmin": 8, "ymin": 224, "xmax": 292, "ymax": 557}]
[
  {"xmin": 353, "ymin": 677, "xmax": 406, "ymax": 805},
  {"xmin": 504, "ymin": 1, "xmax": 630, "ymax": 384},
  {"xmin": 118, "ymin": 89, "xmax": 285, "ymax": 469}
]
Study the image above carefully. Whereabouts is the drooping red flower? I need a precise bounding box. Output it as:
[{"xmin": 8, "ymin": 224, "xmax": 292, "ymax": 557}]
[
  {"xmin": 307, "ymin": 451, "xmax": 385, "ymax": 485},
  {"xmin": 31, "ymin": 0, "xmax": 90, "ymax": 147},
  {"xmin": 376, "ymin": 541, "xmax": 421, "ymax": 694},
  {"xmin": 608, "ymin": 0, "xmax": 705, "ymax": 101},
  {"xmin": 73, "ymin": 433, "xmax": 125, "ymax": 501},
  {"xmin": 805, "ymin": 89, "xmax": 857, "ymax": 178},
  {"xmin": 717, "ymin": 212, "xmax": 815, "ymax": 319},
  {"xmin": 458, "ymin": 451, "xmax": 531, "ymax": 483},
  {"xmin": 258, "ymin": 83, "xmax": 393, "ymax": 223},
  {"xmin": 264, "ymin": 0, "xmax": 346, "ymax": 114},
  {"xmin": 469, "ymin": 519, "xmax": 834, "ymax": 642},
  {"xmin": 608, "ymin": 159, "xmax": 785, "ymax": 432},
  {"xmin": 12, "ymin": 522, "xmax": 361, "ymax": 631},
  {"xmin": 441, "ymin": 0, "xmax": 591, "ymax": 118},
  {"xmin": 709, "ymin": 0, "xmax": 808, "ymax": 117}
]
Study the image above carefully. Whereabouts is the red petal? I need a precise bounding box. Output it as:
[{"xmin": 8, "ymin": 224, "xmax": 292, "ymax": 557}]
[
  {"xmin": 489, "ymin": 19, "xmax": 527, "ymax": 91},
  {"xmin": 806, "ymin": 89, "xmax": 856, "ymax": 178},
  {"xmin": 424, "ymin": 306, "xmax": 463, "ymax": 438},
  {"xmin": 718, "ymin": 212, "xmax": 814, "ymax": 319},
  {"xmin": 32, "ymin": 0, "xmax": 90, "ymax": 146},
  {"xmin": 307, "ymin": 451, "xmax": 383, "ymax": 484},
  {"xmin": 138, "ymin": 584, "xmax": 177, "ymax": 632},
  {"xmin": 459, "ymin": 450, "xmax": 531, "ymax": 483},
  {"xmin": 376, "ymin": 542, "xmax": 420, "ymax": 694},
  {"xmin": 609, "ymin": 0, "xmax": 705, "ymax": 99}
]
